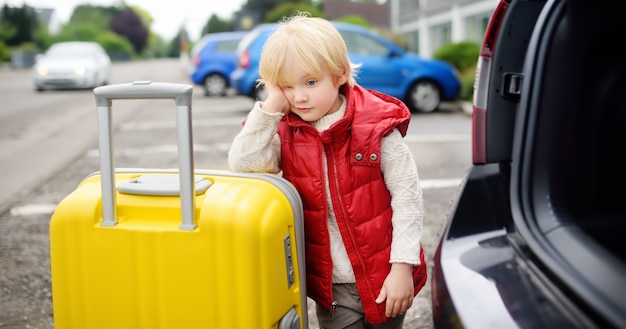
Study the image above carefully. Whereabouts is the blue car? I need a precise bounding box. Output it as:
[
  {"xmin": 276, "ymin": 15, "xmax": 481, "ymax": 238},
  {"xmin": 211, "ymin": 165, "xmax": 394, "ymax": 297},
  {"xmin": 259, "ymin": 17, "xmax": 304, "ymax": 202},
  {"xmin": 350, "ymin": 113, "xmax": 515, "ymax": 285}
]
[
  {"xmin": 231, "ymin": 22, "xmax": 461, "ymax": 112},
  {"xmin": 189, "ymin": 31, "xmax": 247, "ymax": 97}
]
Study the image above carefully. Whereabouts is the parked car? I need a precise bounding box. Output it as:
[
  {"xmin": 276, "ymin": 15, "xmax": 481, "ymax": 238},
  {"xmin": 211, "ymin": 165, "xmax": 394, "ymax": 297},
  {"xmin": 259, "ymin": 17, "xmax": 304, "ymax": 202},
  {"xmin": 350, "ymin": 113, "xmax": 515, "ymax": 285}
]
[
  {"xmin": 431, "ymin": 0, "xmax": 625, "ymax": 328},
  {"xmin": 189, "ymin": 31, "xmax": 247, "ymax": 97},
  {"xmin": 231, "ymin": 22, "xmax": 461, "ymax": 113},
  {"xmin": 33, "ymin": 41, "xmax": 111, "ymax": 91}
]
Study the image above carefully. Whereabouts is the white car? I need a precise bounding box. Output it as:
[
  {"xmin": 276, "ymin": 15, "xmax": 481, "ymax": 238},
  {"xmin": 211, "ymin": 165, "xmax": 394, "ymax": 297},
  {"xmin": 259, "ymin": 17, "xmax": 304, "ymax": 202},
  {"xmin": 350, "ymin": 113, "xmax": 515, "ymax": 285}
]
[{"xmin": 33, "ymin": 41, "xmax": 112, "ymax": 91}]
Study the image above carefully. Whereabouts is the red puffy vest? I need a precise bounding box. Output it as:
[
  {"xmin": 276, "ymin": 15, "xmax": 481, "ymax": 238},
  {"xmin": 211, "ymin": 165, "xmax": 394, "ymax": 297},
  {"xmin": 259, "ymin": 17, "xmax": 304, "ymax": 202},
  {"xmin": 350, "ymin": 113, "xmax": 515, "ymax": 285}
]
[{"xmin": 277, "ymin": 85, "xmax": 427, "ymax": 324}]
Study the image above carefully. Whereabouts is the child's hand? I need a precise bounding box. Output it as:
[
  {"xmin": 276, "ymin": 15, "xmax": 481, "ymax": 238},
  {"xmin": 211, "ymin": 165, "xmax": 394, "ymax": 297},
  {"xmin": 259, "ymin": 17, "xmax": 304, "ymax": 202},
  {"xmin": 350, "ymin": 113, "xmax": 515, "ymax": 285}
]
[
  {"xmin": 375, "ymin": 263, "xmax": 414, "ymax": 318},
  {"xmin": 260, "ymin": 83, "xmax": 290, "ymax": 115}
]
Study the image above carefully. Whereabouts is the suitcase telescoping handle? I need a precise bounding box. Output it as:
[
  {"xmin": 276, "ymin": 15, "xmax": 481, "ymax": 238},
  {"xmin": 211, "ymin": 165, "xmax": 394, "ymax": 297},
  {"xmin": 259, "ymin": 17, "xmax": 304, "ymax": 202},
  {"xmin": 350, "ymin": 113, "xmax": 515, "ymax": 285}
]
[{"xmin": 93, "ymin": 81, "xmax": 197, "ymax": 230}]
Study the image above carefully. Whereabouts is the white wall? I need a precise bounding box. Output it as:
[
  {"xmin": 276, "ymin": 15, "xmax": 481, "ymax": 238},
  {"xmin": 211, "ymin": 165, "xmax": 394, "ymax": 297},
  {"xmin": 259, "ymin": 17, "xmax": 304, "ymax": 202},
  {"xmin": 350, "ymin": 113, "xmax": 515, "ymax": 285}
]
[{"xmin": 391, "ymin": 0, "xmax": 498, "ymax": 58}]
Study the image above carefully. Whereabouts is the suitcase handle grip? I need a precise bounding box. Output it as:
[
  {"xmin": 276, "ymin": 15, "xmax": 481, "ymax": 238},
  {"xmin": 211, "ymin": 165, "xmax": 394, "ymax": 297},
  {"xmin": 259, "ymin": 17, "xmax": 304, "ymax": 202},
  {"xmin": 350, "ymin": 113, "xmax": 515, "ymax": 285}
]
[
  {"xmin": 93, "ymin": 81, "xmax": 197, "ymax": 230},
  {"xmin": 94, "ymin": 80, "xmax": 193, "ymax": 106}
]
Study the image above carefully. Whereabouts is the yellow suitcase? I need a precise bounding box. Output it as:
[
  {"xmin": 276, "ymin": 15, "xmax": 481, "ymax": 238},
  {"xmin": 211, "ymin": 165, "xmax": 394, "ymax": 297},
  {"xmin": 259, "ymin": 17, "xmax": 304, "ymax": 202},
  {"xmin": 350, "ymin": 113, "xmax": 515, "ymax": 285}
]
[{"xmin": 49, "ymin": 82, "xmax": 307, "ymax": 329}]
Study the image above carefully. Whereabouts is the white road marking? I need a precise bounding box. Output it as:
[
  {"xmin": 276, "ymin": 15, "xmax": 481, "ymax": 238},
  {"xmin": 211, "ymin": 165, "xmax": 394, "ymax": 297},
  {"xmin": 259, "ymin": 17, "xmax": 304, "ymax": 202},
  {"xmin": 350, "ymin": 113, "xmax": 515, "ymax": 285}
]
[
  {"xmin": 10, "ymin": 203, "xmax": 58, "ymax": 216},
  {"xmin": 420, "ymin": 178, "xmax": 463, "ymax": 189}
]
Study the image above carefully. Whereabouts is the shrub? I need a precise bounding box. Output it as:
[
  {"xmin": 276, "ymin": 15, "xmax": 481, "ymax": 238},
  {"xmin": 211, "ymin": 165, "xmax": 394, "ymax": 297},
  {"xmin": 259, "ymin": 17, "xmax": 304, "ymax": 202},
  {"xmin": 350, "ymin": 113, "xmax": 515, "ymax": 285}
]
[
  {"xmin": 97, "ymin": 31, "xmax": 135, "ymax": 60},
  {"xmin": 459, "ymin": 63, "xmax": 477, "ymax": 101},
  {"xmin": 0, "ymin": 42, "xmax": 11, "ymax": 62},
  {"xmin": 97, "ymin": 31, "xmax": 133, "ymax": 52},
  {"xmin": 433, "ymin": 41, "xmax": 480, "ymax": 71},
  {"xmin": 433, "ymin": 41, "xmax": 480, "ymax": 101}
]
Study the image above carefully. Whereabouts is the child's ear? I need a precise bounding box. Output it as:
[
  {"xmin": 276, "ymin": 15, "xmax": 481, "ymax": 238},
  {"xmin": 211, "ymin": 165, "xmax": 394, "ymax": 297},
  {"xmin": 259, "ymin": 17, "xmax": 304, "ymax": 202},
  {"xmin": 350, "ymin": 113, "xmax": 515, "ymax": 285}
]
[{"xmin": 336, "ymin": 70, "xmax": 348, "ymax": 87}]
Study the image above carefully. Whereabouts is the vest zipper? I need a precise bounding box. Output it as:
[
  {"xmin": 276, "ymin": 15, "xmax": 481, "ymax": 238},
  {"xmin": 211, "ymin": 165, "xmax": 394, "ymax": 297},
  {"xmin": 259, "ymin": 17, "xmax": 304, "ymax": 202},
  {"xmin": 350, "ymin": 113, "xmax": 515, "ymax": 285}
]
[{"xmin": 325, "ymin": 139, "xmax": 378, "ymax": 317}]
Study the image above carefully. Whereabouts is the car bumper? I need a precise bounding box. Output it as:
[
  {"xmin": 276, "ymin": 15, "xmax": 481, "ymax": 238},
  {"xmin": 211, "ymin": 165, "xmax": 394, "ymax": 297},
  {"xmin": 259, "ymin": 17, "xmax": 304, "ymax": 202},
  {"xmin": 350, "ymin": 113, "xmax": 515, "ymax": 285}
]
[
  {"xmin": 230, "ymin": 69, "xmax": 255, "ymax": 97},
  {"xmin": 432, "ymin": 229, "xmax": 521, "ymax": 328},
  {"xmin": 34, "ymin": 75, "xmax": 95, "ymax": 89},
  {"xmin": 431, "ymin": 165, "xmax": 589, "ymax": 329},
  {"xmin": 189, "ymin": 69, "xmax": 204, "ymax": 85}
]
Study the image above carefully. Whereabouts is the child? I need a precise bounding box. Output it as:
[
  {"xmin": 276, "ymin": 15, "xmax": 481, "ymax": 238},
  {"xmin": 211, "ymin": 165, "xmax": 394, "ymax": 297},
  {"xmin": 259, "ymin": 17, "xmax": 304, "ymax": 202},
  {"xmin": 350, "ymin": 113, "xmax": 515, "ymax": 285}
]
[{"xmin": 228, "ymin": 12, "xmax": 427, "ymax": 329}]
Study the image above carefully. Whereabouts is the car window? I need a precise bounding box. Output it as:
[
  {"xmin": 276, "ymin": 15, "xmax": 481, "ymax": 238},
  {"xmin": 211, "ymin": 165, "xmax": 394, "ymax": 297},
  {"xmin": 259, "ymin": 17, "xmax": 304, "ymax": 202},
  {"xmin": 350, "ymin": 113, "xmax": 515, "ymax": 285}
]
[
  {"xmin": 214, "ymin": 39, "xmax": 241, "ymax": 54},
  {"xmin": 340, "ymin": 30, "xmax": 388, "ymax": 56},
  {"xmin": 192, "ymin": 36, "xmax": 210, "ymax": 55},
  {"xmin": 237, "ymin": 27, "xmax": 265, "ymax": 53},
  {"xmin": 48, "ymin": 47, "xmax": 95, "ymax": 58}
]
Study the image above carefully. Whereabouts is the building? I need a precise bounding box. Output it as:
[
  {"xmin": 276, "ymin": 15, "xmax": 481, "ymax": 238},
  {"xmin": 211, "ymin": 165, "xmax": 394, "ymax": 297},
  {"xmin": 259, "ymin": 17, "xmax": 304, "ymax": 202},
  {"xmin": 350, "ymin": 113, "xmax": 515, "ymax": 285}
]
[
  {"xmin": 390, "ymin": 0, "xmax": 498, "ymax": 58},
  {"xmin": 322, "ymin": 1, "xmax": 390, "ymax": 29}
]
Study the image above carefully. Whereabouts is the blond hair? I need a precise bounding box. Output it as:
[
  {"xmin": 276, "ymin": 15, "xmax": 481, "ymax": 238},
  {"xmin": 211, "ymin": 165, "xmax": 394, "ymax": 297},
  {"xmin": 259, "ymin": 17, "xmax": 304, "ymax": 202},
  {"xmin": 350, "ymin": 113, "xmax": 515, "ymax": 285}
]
[{"xmin": 258, "ymin": 12, "xmax": 359, "ymax": 88}]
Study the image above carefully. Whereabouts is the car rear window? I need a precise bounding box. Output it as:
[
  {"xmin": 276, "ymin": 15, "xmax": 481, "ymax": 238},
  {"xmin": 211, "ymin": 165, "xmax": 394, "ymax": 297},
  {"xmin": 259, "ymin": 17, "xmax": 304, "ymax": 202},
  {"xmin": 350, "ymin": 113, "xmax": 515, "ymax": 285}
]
[{"xmin": 214, "ymin": 39, "xmax": 241, "ymax": 53}]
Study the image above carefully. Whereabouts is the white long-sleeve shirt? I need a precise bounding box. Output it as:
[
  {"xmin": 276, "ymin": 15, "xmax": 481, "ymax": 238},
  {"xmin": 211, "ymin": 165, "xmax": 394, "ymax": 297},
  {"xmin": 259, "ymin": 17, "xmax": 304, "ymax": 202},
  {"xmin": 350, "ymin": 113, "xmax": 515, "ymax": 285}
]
[{"xmin": 228, "ymin": 97, "xmax": 424, "ymax": 283}]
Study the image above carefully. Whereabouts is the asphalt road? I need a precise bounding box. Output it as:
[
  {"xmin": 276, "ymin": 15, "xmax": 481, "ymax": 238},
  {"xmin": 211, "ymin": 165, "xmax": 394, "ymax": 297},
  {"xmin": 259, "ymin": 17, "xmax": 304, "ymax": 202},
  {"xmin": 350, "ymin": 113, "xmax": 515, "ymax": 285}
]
[{"xmin": 0, "ymin": 58, "xmax": 472, "ymax": 328}]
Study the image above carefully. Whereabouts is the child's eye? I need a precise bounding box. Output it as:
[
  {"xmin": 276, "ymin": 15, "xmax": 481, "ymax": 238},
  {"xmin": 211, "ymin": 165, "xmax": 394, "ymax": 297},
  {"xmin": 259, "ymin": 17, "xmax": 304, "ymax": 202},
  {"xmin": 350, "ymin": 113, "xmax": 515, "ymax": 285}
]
[{"xmin": 306, "ymin": 80, "xmax": 316, "ymax": 87}]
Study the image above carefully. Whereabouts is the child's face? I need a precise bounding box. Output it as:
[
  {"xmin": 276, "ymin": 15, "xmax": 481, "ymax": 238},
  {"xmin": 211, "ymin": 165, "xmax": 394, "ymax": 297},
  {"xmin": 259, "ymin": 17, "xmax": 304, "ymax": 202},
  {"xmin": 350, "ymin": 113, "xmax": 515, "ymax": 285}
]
[{"xmin": 277, "ymin": 57, "xmax": 347, "ymax": 122}]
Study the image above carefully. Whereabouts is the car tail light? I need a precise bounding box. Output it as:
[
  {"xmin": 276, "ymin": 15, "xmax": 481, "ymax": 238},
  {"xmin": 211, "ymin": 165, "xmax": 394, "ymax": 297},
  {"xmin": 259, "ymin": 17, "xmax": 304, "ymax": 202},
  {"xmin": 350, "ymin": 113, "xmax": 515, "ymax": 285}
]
[
  {"xmin": 239, "ymin": 50, "xmax": 250, "ymax": 69},
  {"xmin": 472, "ymin": 0, "xmax": 509, "ymax": 164}
]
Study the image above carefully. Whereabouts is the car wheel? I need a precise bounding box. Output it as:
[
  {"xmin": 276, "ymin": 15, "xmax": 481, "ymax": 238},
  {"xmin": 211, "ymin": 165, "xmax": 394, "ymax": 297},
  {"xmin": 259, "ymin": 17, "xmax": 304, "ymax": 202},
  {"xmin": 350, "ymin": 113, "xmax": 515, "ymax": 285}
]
[
  {"xmin": 407, "ymin": 80, "xmax": 441, "ymax": 113},
  {"xmin": 203, "ymin": 74, "xmax": 228, "ymax": 97},
  {"xmin": 253, "ymin": 84, "xmax": 268, "ymax": 101}
]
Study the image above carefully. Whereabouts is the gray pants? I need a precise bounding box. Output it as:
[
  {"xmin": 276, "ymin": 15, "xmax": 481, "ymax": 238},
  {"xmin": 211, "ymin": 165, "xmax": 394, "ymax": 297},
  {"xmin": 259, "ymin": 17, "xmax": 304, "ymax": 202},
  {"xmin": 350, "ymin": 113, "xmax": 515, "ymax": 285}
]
[{"xmin": 315, "ymin": 283, "xmax": 406, "ymax": 329}]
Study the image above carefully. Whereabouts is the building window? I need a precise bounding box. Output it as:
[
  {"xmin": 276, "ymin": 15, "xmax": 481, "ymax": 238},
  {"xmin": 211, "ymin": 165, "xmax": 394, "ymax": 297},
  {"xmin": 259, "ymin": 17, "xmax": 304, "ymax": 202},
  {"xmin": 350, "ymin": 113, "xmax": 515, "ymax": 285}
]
[
  {"xmin": 430, "ymin": 22, "xmax": 452, "ymax": 53},
  {"xmin": 465, "ymin": 13, "xmax": 492, "ymax": 44},
  {"xmin": 405, "ymin": 31, "xmax": 419, "ymax": 54},
  {"xmin": 400, "ymin": 0, "xmax": 420, "ymax": 11}
]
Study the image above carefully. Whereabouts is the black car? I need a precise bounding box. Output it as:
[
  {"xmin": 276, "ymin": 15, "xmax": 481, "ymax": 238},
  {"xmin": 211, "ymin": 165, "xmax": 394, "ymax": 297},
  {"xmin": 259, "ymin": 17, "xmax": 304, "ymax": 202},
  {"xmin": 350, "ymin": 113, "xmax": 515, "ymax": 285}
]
[{"xmin": 431, "ymin": 0, "xmax": 625, "ymax": 328}]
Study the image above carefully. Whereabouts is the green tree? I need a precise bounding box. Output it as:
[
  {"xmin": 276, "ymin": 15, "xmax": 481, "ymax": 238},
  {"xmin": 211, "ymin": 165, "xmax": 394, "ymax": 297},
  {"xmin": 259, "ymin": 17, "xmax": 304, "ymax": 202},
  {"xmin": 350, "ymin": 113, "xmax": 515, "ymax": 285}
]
[
  {"xmin": 167, "ymin": 27, "xmax": 188, "ymax": 58},
  {"xmin": 68, "ymin": 4, "xmax": 117, "ymax": 29},
  {"xmin": 0, "ymin": 41, "xmax": 11, "ymax": 62},
  {"xmin": 53, "ymin": 23, "xmax": 104, "ymax": 42},
  {"xmin": 0, "ymin": 4, "xmax": 39, "ymax": 46},
  {"xmin": 264, "ymin": 2, "xmax": 324, "ymax": 23},
  {"xmin": 53, "ymin": 4, "xmax": 153, "ymax": 56},
  {"xmin": 201, "ymin": 14, "xmax": 233, "ymax": 35},
  {"xmin": 97, "ymin": 30, "xmax": 134, "ymax": 60},
  {"xmin": 126, "ymin": 5, "xmax": 169, "ymax": 58},
  {"xmin": 110, "ymin": 9, "xmax": 149, "ymax": 54},
  {"xmin": 243, "ymin": 0, "xmax": 315, "ymax": 23},
  {"xmin": 33, "ymin": 20, "xmax": 53, "ymax": 50},
  {"xmin": 143, "ymin": 33, "xmax": 168, "ymax": 58},
  {"xmin": 0, "ymin": 6, "xmax": 18, "ymax": 43},
  {"xmin": 54, "ymin": 5, "xmax": 118, "ymax": 44},
  {"xmin": 128, "ymin": 5, "xmax": 154, "ymax": 32}
]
